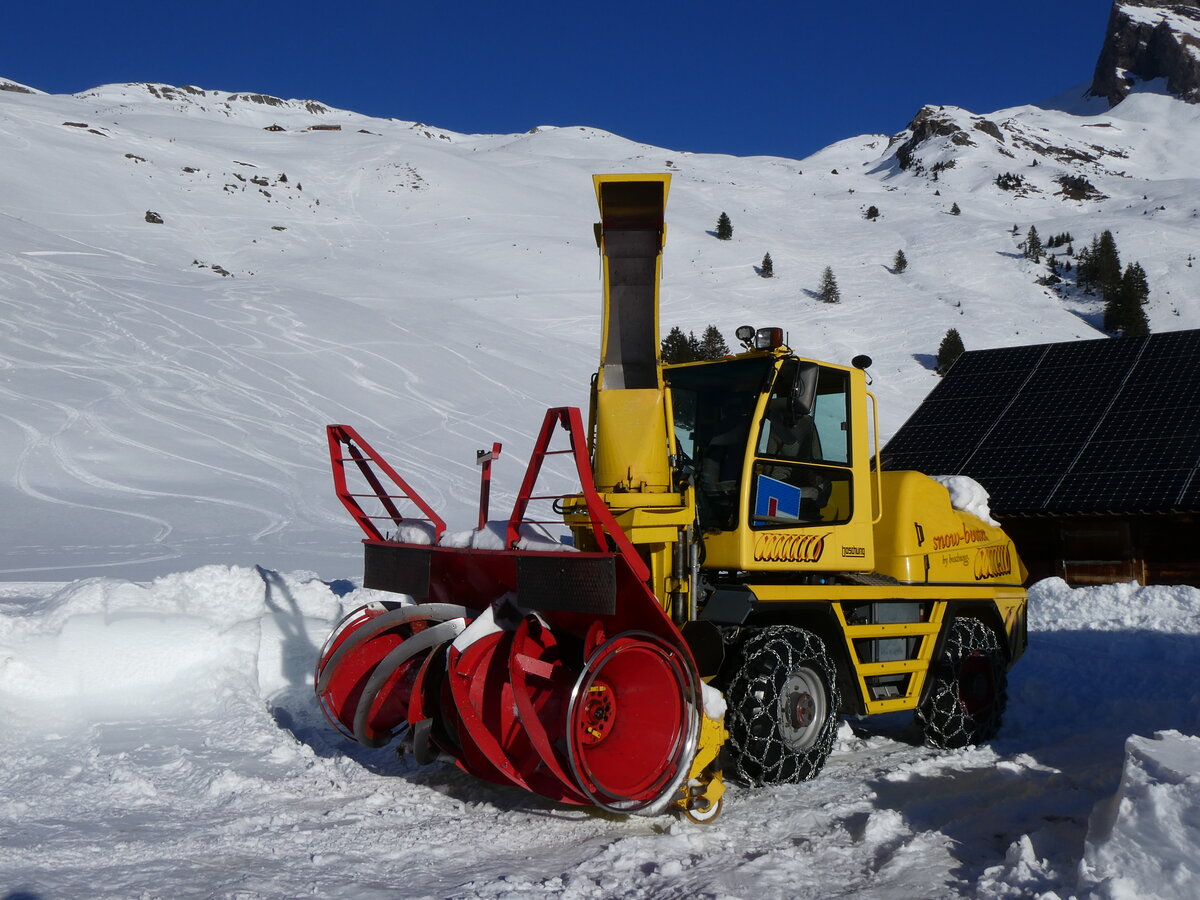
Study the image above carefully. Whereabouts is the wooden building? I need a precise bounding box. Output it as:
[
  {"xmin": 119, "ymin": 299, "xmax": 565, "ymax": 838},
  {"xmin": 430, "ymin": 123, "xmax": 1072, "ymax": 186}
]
[{"xmin": 882, "ymin": 329, "xmax": 1200, "ymax": 586}]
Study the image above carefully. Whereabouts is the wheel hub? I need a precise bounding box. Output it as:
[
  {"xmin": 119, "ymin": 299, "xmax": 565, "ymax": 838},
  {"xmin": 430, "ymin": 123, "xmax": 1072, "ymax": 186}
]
[
  {"xmin": 790, "ymin": 691, "xmax": 816, "ymax": 729},
  {"xmin": 778, "ymin": 668, "xmax": 826, "ymax": 750},
  {"xmin": 579, "ymin": 681, "xmax": 616, "ymax": 746}
]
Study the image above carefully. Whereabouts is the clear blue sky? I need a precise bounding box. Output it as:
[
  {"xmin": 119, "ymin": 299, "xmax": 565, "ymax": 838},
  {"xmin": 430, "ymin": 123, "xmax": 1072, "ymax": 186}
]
[{"xmin": 4, "ymin": 1, "xmax": 1113, "ymax": 159}]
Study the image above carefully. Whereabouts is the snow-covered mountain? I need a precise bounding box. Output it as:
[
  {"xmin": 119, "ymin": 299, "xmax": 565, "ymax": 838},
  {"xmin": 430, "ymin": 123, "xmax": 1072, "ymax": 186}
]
[{"xmin": 1, "ymin": 72, "xmax": 1197, "ymax": 581}]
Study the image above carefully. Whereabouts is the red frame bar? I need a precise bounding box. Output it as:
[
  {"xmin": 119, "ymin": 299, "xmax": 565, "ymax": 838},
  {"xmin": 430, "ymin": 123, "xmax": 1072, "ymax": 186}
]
[
  {"xmin": 506, "ymin": 407, "xmax": 650, "ymax": 583},
  {"xmin": 327, "ymin": 424, "xmax": 447, "ymax": 542},
  {"xmin": 476, "ymin": 442, "xmax": 502, "ymax": 531}
]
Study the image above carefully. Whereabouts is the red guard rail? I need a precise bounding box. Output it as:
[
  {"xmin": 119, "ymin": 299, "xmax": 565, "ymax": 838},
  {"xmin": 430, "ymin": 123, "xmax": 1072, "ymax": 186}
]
[{"xmin": 327, "ymin": 424, "xmax": 447, "ymax": 543}]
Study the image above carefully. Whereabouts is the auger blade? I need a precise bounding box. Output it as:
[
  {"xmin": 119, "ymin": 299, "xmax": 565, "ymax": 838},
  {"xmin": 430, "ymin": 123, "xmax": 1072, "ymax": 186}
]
[
  {"xmin": 508, "ymin": 616, "xmax": 590, "ymax": 805},
  {"xmin": 353, "ymin": 618, "xmax": 466, "ymax": 747},
  {"xmin": 315, "ymin": 602, "xmax": 474, "ymax": 743},
  {"xmin": 448, "ymin": 618, "xmax": 588, "ymax": 804}
]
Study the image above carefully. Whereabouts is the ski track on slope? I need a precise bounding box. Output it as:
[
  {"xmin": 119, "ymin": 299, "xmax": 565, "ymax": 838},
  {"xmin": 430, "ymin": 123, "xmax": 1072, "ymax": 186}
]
[
  {"xmin": 0, "ymin": 240, "xmax": 573, "ymax": 571},
  {"xmin": 0, "ymin": 405, "xmax": 178, "ymax": 541},
  {"xmin": 1, "ymin": 263, "xmax": 294, "ymax": 507}
]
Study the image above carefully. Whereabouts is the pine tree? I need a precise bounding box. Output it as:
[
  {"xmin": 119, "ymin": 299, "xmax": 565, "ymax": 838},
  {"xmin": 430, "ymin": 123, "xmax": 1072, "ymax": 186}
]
[
  {"xmin": 1024, "ymin": 225, "xmax": 1043, "ymax": 262},
  {"xmin": 760, "ymin": 253, "xmax": 774, "ymax": 278},
  {"xmin": 1075, "ymin": 245, "xmax": 1094, "ymax": 292},
  {"xmin": 1094, "ymin": 231, "xmax": 1122, "ymax": 298},
  {"xmin": 660, "ymin": 326, "xmax": 695, "ymax": 364},
  {"xmin": 716, "ymin": 212, "xmax": 733, "ymax": 240},
  {"xmin": 698, "ymin": 324, "xmax": 730, "ymax": 360},
  {"xmin": 936, "ymin": 328, "xmax": 965, "ymax": 375},
  {"xmin": 1102, "ymin": 284, "xmax": 1122, "ymax": 333},
  {"xmin": 893, "ymin": 249, "xmax": 908, "ymax": 274},
  {"xmin": 1077, "ymin": 231, "xmax": 1122, "ymax": 299},
  {"xmin": 950, "ymin": 202, "xmax": 961, "ymax": 216},
  {"xmin": 865, "ymin": 205, "xmax": 880, "ymax": 220},
  {"xmin": 818, "ymin": 266, "xmax": 840, "ymax": 304},
  {"xmin": 1108, "ymin": 263, "xmax": 1151, "ymax": 336}
]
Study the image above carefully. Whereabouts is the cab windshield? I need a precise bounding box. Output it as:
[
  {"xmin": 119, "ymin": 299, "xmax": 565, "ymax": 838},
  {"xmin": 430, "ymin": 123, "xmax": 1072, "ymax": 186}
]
[{"xmin": 667, "ymin": 356, "xmax": 773, "ymax": 530}]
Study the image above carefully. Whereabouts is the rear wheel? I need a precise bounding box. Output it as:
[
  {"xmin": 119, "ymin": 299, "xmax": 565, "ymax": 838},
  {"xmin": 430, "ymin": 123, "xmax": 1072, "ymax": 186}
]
[
  {"xmin": 919, "ymin": 617, "xmax": 1008, "ymax": 749},
  {"xmin": 724, "ymin": 626, "xmax": 841, "ymax": 785}
]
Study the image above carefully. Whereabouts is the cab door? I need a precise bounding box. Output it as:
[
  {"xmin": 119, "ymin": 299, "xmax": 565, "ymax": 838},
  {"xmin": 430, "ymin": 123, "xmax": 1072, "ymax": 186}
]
[{"xmin": 734, "ymin": 360, "xmax": 876, "ymax": 573}]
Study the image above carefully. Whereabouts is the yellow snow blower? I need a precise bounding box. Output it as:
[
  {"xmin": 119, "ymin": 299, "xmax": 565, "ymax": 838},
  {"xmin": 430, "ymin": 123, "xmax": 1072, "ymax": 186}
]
[{"xmin": 315, "ymin": 174, "xmax": 1027, "ymax": 822}]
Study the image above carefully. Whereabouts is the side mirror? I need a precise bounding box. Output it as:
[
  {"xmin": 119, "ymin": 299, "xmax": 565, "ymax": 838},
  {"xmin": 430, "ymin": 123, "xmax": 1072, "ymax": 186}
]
[{"xmin": 790, "ymin": 362, "xmax": 820, "ymax": 420}]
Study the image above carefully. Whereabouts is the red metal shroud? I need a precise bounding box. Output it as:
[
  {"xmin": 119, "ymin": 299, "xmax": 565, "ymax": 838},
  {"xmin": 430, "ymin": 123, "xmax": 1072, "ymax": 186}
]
[{"xmin": 314, "ymin": 408, "xmax": 701, "ymax": 813}]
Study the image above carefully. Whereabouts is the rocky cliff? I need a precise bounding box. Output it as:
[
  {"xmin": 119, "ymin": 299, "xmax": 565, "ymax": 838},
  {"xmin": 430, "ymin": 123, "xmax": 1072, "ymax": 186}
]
[{"xmin": 1089, "ymin": 1, "xmax": 1200, "ymax": 104}]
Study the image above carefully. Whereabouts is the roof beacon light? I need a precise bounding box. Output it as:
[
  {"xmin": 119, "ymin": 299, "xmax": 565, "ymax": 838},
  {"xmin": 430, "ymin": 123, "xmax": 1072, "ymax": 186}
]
[{"xmin": 754, "ymin": 327, "xmax": 784, "ymax": 351}]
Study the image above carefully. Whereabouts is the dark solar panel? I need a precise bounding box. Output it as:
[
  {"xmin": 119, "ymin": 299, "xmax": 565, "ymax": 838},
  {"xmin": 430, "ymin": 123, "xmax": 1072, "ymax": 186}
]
[
  {"xmin": 1097, "ymin": 404, "xmax": 1200, "ymax": 441},
  {"xmin": 974, "ymin": 474, "xmax": 1064, "ymax": 511},
  {"xmin": 927, "ymin": 367, "xmax": 1031, "ymax": 401},
  {"xmin": 988, "ymin": 412, "xmax": 1104, "ymax": 447},
  {"xmin": 1070, "ymin": 435, "xmax": 1200, "ymax": 474},
  {"xmin": 1049, "ymin": 470, "xmax": 1192, "ymax": 511},
  {"xmin": 881, "ymin": 330, "xmax": 1200, "ymax": 514},
  {"xmin": 1179, "ymin": 474, "xmax": 1200, "ymax": 508}
]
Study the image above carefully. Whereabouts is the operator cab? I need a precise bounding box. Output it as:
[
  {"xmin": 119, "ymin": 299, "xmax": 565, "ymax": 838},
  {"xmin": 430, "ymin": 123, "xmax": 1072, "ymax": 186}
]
[{"xmin": 666, "ymin": 335, "xmax": 856, "ymax": 536}]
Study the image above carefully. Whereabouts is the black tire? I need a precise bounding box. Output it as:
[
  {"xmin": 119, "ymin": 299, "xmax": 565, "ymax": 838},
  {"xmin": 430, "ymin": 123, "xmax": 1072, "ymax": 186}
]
[
  {"xmin": 724, "ymin": 625, "xmax": 841, "ymax": 786},
  {"xmin": 918, "ymin": 617, "xmax": 1008, "ymax": 750}
]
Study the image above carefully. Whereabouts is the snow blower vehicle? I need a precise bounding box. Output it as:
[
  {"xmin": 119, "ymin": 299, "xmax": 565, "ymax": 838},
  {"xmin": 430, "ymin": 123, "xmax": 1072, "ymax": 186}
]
[{"xmin": 315, "ymin": 174, "xmax": 1028, "ymax": 822}]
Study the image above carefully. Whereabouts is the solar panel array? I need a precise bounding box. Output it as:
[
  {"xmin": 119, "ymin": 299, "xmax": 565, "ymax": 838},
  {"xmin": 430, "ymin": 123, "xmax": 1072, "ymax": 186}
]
[{"xmin": 881, "ymin": 330, "xmax": 1200, "ymax": 515}]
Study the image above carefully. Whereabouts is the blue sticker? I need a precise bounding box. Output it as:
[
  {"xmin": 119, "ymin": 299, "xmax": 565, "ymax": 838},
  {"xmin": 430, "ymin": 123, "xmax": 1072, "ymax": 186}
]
[{"xmin": 755, "ymin": 474, "xmax": 802, "ymax": 520}]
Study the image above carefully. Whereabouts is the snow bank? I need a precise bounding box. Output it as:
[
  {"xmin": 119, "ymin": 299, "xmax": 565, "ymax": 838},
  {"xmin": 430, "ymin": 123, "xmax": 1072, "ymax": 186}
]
[
  {"xmin": 1026, "ymin": 577, "xmax": 1200, "ymax": 636},
  {"xmin": 1081, "ymin": 730, "xmax": 1200, "ymax": 899},
  {"xmin": 1007, "ymin": 579, "xmax": 1200, "ymax": 751},
  {"xmin": 0, "ymin": 565, "xmax": 349, "ymax": 723},
  {"xmin": 975, "ymin": 579, "xmax": 1200, "ymax": 900}
]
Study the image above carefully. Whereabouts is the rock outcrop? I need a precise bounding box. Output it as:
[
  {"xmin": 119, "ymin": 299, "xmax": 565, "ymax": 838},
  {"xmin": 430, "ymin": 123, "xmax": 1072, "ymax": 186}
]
[{"xmin": 1088, "ymin": 1, "xmax": 1200, "ymax": 104}]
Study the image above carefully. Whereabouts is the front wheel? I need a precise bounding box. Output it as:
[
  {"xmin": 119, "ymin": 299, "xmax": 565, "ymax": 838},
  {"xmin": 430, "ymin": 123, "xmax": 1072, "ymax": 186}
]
[
  {"xmin": 918, "ymin": 617, "xmax": 1008, "ymax": 749},
  {"xmin": 724, "ymin": 626, "xmax": 841, "ymax": 785}
]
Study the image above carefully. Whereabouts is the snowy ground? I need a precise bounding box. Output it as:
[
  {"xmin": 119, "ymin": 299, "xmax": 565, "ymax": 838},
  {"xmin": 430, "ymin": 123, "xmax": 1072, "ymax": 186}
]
[{"xmin": 2, "ymin": 570, "xmax": 1198, "ymax": 899}]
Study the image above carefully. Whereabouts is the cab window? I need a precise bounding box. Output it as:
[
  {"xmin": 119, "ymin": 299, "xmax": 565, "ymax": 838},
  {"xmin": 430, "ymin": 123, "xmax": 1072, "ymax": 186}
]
[{"xmin": 752, "ymin": 364, "xmax": 852, "ymax": 527}]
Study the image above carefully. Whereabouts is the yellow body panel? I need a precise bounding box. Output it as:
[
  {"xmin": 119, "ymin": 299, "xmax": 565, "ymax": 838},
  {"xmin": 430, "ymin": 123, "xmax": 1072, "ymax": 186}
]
[{"xmin": 872, "ymin": 470, "xmax": 1027, "ymax": 586}]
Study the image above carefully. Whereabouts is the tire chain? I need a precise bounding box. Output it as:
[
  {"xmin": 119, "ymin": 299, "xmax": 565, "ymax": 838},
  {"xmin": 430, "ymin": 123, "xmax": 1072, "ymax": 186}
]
[
  {"xmin": 918, "ymin": 616, "xmax": 1008, "ymax": 750},
  {"xmin": 725, "ymin": 625, "xmax": 841, "ymax": 786}
]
